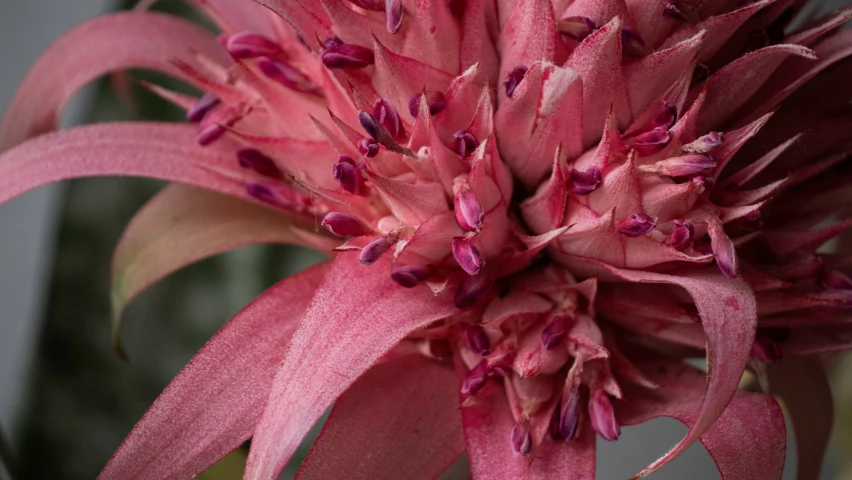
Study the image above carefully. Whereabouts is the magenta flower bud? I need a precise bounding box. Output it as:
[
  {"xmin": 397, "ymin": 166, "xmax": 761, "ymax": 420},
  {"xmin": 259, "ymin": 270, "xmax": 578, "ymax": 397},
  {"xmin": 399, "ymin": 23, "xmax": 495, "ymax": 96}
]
[
  {"xmin": 617, "ymin": 213, "xmax": 657, "ymax": 237},
  {"xmin": 541, "ymin": 316, "xmax": 569, "ymax": 350},
  {"xmin": 323, "ymin": 35, "xmax": 344, "ymax": 49},
  {"xmin": 386, "ymin": 0, "xmax": 403, "ymax": 34},
  {"xmin": 225, "ymin": 32, "xmax": 280, "ymax": 59},
  {"xmin": 560, "ymin": 383, "xmax": 581, "ymax": 441},
  {"xmin": 321, "ymin": 43, "xmax": 375, "ymax": 69},
  {"xmin": 504, "ymin": 65, "xmax": 528, "ymax": 98},
  {"xmin": 511, "ymin": 422, "xmax": 533, "ymax": 456},
  {"xmin": 333, "ymin": 155, "xmax": 367, "ymax": 195},
  {"xmin": 256, "ymin": 58, "xmax": 319, "ymax": 96},
  {"xmin": 360, "ymin": 236, "xmax": 395, "ymax": 265},
  {"xmin": 358, "ymin": 138, "xmax": 380, "ymax": 157},
  {"xmin": 349, "ymin": 0, "xmax": 385, "ymax": 11},
  {"xmin": 683, "ymin": 131, "xmax": 724, "ymax": 154},
  {"xmin": 186, "ymin": 92, "xmax": 220, "ymax": 123},
  {"xmin": 452, "ymin": 237, "xmax": 484, "ymax": 275},
  {"xmin": 453, "ymin": 187, "xmax": 484, "ymax": 232},
  {"xmin": 373, "ymin": 98, "xmax": 403, "ymax": 138},
  {"xmin": 196, "ymin": 107, "xmax": 239, "ymax": 146},
  {"xmin": 245, "ymin": 181, "xmax": 289, "ymax": 208},
  {"xmin": 557, "ymin": 16, "xmax": 596, "ymax": 41},
  {"xmin": 622, "ymin": 26, "xmax": 650, "ymax": 58},
  {"xmin": 668, "ymin": 220, "xmax": 694, "ymax": 250},
  {"xmin": 461, "ymin": 360, "xmax": 490, "ymax": 396},
  {"xmin": 642, "ymin": 153, "xmax": 717, "ymax": 177},
  {"xmin": 751, "ymin": 336, "xmax": 782, "ymax": 363},
  {"xmin": 652, "ymin": 101, "xmax": 677, "ymax": 129},
  {"xmin": 237, "ymin": 148, "xmax": 283, "ymax": 180},
  {"xmin": 708, "ymin": 217, "xmax": 739, "ymax": 278},
  {"xmin": 663, "ymin": 2, "xmax": 689, "ymax": 21},
  {"xmin": 358, "ymin": 110, "xmax": 398, "ymax": 150},
  {"xmin": 589, "ymin": 389, "xmax": 620, "ymax": 441},
  {"xmin": 454, "ymin": 274, "xmax": 492, "ymax": 309},
  {"xmin": 632, "ymin": 127, "xmax": 672, "ymax": 156},
  {"xmin": 390, "ymin": 265, "xmax": 432, "ymax": 288},
  {"xmin": 463, "ymin": 325, "xmax": 491, "ymax": 356},
  {"xmin": 569, "ymin": 166, "xmax": 602, "ymax": 195},
  {"xmin": 408, "ymin": 91, "xmax": 447, "ymax": 117},
  {"xmin": 321, "ymin": 212, "xmax": 373, "ymax": 237},
  {"xmin": 454, "ymin": 130, "xmax": 479, "ymax": 158}
]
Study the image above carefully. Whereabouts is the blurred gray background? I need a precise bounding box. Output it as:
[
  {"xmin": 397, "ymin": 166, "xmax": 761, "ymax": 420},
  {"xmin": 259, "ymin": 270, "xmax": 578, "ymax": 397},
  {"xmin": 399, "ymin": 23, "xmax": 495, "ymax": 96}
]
[{"xmin": 0, "ymin": 1, "xmax": 849, "ymax": 479}]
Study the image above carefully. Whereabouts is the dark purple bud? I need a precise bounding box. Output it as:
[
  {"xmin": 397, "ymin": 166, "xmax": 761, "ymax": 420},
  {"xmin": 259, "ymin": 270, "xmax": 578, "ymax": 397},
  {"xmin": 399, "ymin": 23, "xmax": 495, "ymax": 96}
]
[
  {"xmin": 652, "ymin": 101, "xmax": 677, "ymax": 129},
  {"xmin": 663, "ymin": 2, "xmax": 689, "ymax": 21},
  {"xmin": 196, "ymin": 107, "xmax": 239, "ymax": 146},
  {"xmin": 683, "ymin": 131, "xmax": 724, "ymax": 153},
  {"xmin": 548, "ymin": 404, "xmax": 564, "ymax": 440},
  {"xmin": 541, "ymin": 316, "xmax": 569, "ymax": 350},
  {"xmin": 511, "ymin": 422, "xmax": 533, "ymax": 456},
  {"xmin": 453, "ymin": 130, "xmax": 479, "ymax": 158},
  {"xmin": 560, "ymin": 383, "xmax": 581, "ymax": 441},
  {"xmin": 622, "ymin": 26, "xmax": 650, "ymax": 58},
  {"xmin": 226, "ymin": 32, "xmax": 280, "ymax": 59},
  {"xmin": 358, "ymin": 110, "xmax": 399, "ymax": 151},
  {"xmin": 708, "ymin": 217, "xmax": 739, "ymax": 278},
  {"xmin": 321, "ymin": 43, "xmax": 375, "ymax": 69},
  {"xmin": 632, "ymin": 127, "xmax": 672, "ymax": 156},
  {"xmin": 358, "ymin": 138, "xmax": 380, "ymax": 157},
  {"xmin": 237, "ymin": 148, "xmax": 283, "ymax": 180},
  {"xmin": 186, "ymin": 92, "xmax": 220, "ymax": 123},
  {"xmin": 692, "ymin": 63, "xmax": 710, "ymax": 85},
  {"xmin": 641, "ymin": 153, "xmax": 716, "ymax": 177},
  {"xmin": 454, "ymin": 274, "xmax": 492, "ymax": 309},
  {"xmin": 390, "ymin": 265, "xmax": 432, "ymax": 288},
  {"xmin": 323, "ymin": 35, "xmax": 344, "ymax": 49},
  {"xmin": 360, "ymin": 236, "xmax": 395, "ymax": 265},
  {"xmin": 245, "ymin": 181, "xmax": 288, "ymax": 208},
  {"xmin": 333, "ymin": 155, "xmax": 367, "ymax": 195},
  {"xmin": 408, "ymin": 91, "xmax": 447, "ymax": 117},
  {"xmin": 349, "ymin": 0, "xmax": 385, "ymax": 11},
  {"xmin": 453, "ymin": 186, "xmax": 484, "ymax": 232},
  {"xmin": 373, "ymin": 98, "xmax": 403, "ymax": 138},
  {"xmin": 557, "ymin": 16, "xmax": 596, "ymax": 41},
  {"xmin": 617, "ymin": 213, "xmax": 657, "ymax": 237},
  {"xmin": 386, "ymin": 0, "xmax": 403, "ymax": 34},
  {"xmin": 321, "ymin": 212, "xmax": 373, "ymax": 237},
  {"xmin": 461, "ymin": 360, "xmax": 490, "ymax": 396},
  {"xmin": 256, "ymin": 58, "xmax": 320, "ymax": 96},
  {"xmin": 668, "ymin": 220, "xmax": 694, "ymax": 250},
  {"xmin": 751, "ymin": 336, "xmax": 782, "ymax": 363},
  {"xmin": 504, "ymin": 65, "xmax": 528, "ymax": 98},
  {"xmin": 463, "ymin": 325, "xmax": 491, "ymax": 356},
  {"xmin": 452, "ymin": 237, "xmax": 484, "ymax": 275},
  {"xmin": 569, "ymin": 166, "xmax": 602, "ymax": 195},
  {"xmin": 589, "ymin": 389, "xmax": 620, "ymax": 441}
]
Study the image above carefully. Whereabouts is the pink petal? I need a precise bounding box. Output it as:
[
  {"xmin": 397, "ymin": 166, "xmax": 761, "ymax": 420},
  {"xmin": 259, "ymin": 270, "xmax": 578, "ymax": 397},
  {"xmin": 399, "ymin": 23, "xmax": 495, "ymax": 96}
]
[
  {"xmin": 402, "ymin": 0, "xmax": 461, "ymax": 73},
  {"xmin": 499, "ymin": 0, "xmax": 562, "ymax": 95},
  {"xmin": 296, "ymin": 355, "xmax": 464, "ymax": 479},
  {"xmin": 244, "ymin": 254, "xmax": 457, "ymax": 479},
  {"xmin": 98, "ymin": 262, "xmax": 330, "ymax": 480},
  {"xmin": 187, "ymin": 0, "xmax": 275, "ymax": 35},
  {"xmin": 459, "ymin": 0, "xmax": 501, "ymax": 81},
  {"xmin": 255, "ymin": 0, "xmax": 333, "ymax": 49},
  {"xmin": 0, "ymin": 11, "xmax": 225, "ymax": 149},
  {"xmin": 320, "ymin": 0, "xmax": 402, "ymax": 52},
  {"xmin": 361, "ymin": 170, "xmax": 449, "ymax": 224}
]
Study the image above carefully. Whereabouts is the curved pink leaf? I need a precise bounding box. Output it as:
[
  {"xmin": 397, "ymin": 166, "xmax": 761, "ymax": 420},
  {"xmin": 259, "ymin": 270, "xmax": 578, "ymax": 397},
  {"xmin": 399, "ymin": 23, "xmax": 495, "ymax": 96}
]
[
  {"xmin": 0, "ymin": 11, "xmax": 224, "ymax": 149},
  {"xmin": 296, "ymin": 355, "xmax": 464, "ymax": 479},
  {"xmin": 618, "ymin": 360, "xmax": 786, "ymax": 480},
  {"xmin": 244, "ymin": 254, "xmax": 458, "ymax": 479},
  {"xmin": 99, "ymin": 262, "xmax": 330, "ymax": 480}
]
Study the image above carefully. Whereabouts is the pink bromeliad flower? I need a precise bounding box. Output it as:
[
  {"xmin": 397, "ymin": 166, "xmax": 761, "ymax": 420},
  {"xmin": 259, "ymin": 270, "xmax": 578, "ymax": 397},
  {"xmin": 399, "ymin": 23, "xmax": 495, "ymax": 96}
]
[{"xmin": 3, "ymin": 0, "xmax": 852, "ymax": 477}]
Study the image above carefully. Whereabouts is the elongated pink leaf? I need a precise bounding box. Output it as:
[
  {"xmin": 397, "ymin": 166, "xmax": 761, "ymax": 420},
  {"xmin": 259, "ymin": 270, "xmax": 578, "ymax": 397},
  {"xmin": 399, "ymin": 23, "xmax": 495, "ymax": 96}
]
[
  {"xmin": 296, "ymin": 355, "xmax": 464, "ymax": 479},
  {"xmin": 618, "ymin": 360, "xmax": 786, "ymax": 480},
  {"xmin": 244, "ymin": 254, "xmax": 458, "ymax": 479},
  {"xmin": 0, "ymin": 11, "xmax": 224, "ymax": 149},
  {"xmin": 111, "ymin": 184, "xmax": 333, "ymax": 355},
  {"xmin": 99, "ymin": 262, "xmax": 330, "ymax": 480}
]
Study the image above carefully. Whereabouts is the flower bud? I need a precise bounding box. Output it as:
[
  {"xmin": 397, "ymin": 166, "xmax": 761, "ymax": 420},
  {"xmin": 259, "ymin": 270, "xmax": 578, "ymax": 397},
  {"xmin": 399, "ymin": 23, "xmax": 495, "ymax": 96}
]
[
  {"xmin": 622, "ymin": 26, "xmax": 650, "ymax": 58},
  {"xmin": 461, "ymin": 360, "xmax": 490, "ymax": 396},
  {"xmin": 322, "ymin": 212, "xmax": 373, "ymax": 237},
  {"xmin": 668, "ymin": 220, "xmax": 694, "ymax": 250},
  {"xmin": 557, "ymin": 16, "xmax": 596, "ymax": 41},
  {"xmin": 454, "ymin": 130, "xmax": 479, "ymax": 158},
  {"xmin": 358, "ymin": 138, "xmax": 380, "ymax": 157},
  {"xmin": 463, "ymin": 325, "xmax": 491, "ymax": 356},
  {"xmin": 640, "ymin": 153, "xmax": 716, "ymax": 177},
  {"xmin": 373, "ymin": 98, "xmax": 403, "ymax": 138},
  {"xmin": 455, "ymin": 274, "xmax": 492, "ymax": 309},
  {"xmin": 560, "ymin": 383, "xmax": 582, "ymax": 441},
  {"xmin": 663, "ymin": 2, "xmax": 689, "ymax": 21},
  {"xmin": 452, "ymin": 237, "xmax": 484, "ymax": 275},
  {"xmin": 245, "ymin": 181, "xmax": 291, "ymax": 208},
  {"xmin": 196, "ymin": 107, "xmax": 240, "ymax": 146},
  {"xmin": 569, "ymin": 166, "xmax": 602, "ymax": 195},
  {"xmin": 321, "ymin": 43, "xmax": 375, "ymax": 69},
  {"xmin": 617, "ymin": 213, "xmax": 657, "ymax": 237},
  {"xmin": 708, "ymin": 217, "xmax": 739, "ymax": 278},
  {"xmin": 453, "ymin": 186, "xmax": 484, "ymax": 232},
  {"xmin": 186, "ymin": 92, "xmax": 220, "ymax": 123},
  {"xmin": 511, "ymin": 422, "xmax": 533, "ymax": 456},
  {"xmin": 632, "ymin": 127, "xmax": 671, "ymax": 156},
  {"xmin": 323, "ymin": 36, "xmax": 344, "ymax": 49},
  {"xmin": 333, "ymin": 155, "xmax": 367, "ymax": 195},
  {"xmin": 682, "ymin": 131, "xmax": 724, "ymax": 153},
  {"xmin": 541, "ymin": 316, "xmax": 569, "ymax": 350},
  {"xmin": 386, "ymin": 0, "xmax": 403, "ymax": 34},
  {"xmin": 225, "ymin": 32, "xmax": 280, "ymax": 59},
  {"xmin": 504, "ymin": 65, "xmax": 528, "ymax": 98},
  {"xmin": 390, "ymin": 265, "xmax": 432, "ymax": 288},
  {"xmin": 409, "ymin": 91, "xmax": 447, "ymax": 117},
  {"xmin": 256, "ymin": 58, "xmax": 319, "ymax": 96},
  {"xmin": 360, "ymin": 236, "xmax": 396, "ymax": 264},
  {"xmin": 237, "ymin": 148, "xmax": 283, "ymax": 179},
  {"xmin": 652, "ymin": 101, "xmax": 677, "ymax": 129},
  {"xmin": 589, "ymin": 388, "xmax": 620, "ymax": 441}
]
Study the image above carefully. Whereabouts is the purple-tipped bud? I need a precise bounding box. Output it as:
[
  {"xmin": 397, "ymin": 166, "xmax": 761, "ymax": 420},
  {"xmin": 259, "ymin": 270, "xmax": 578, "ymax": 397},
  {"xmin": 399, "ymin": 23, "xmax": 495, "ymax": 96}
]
[
  {"xmin": 461, "ymin": 360, "xmax": 490, "ymax": 395},
  {"xmin": 245, "ymin": 181, "xmax": 288, "ymax": 208},
  {"xmin": 683, "ymin": 131, "xmax": 724, "ymax": 153},
  {"xmin": 390, "ymin": 265, "xmax": 432, "ymax": 288},
  {"xmin": 452, "ymin": 237, "xmax": 484, "ymax": 275},
  {"xmin": 622, "ymin": 27, "xmax": 650, "ymax": 58},
  {"xmin": 463, "ymin": 325, "xmax": 491, "ymax": 356},
  {"xmin": 321, "ymin": 43, "xmax": 375, "ymax": 69},
  {"xmin": 186, "ymin": 93, "xmax": 220, "ymax": 123},
  {"xmin": 632, "ymin": 127, "xmax": 672, "ymax": 156},
  {"xmin": 708, "ymin": 217, "xmax": 739, "ymax": 278},
  {"xmin": 358, "ymin": 138, "xmax": 380, "ymax": 157},
  {"xmin": 323, "ymin": 35, "xmax": 344, "ymax": 49},
  {"xmin": 408, "ymin": 91, "xmax": 447, "ymax": 117},
  {"xmin": 663, "ymin": 2, "xmax": 690, "ymax": 21},
  {"xmin": 751, "ymin": 336, "xmax": 782, "ymax": 363},
  {"xmin": 589, "ymin": 389, "xmax": 620, "ymax": 441},
  {"xmin": 560, "ymin": 383, "xmax": 582, "ymax": 441},
  {"xmin": 322, "ymin": 212, "xmax": 373, "ymax": 237},
  {"xmin": 557, "ymin": 16, "xmax": 596, "ymax": 41},
  {"xmin": 333, "ymin": 155, "xmax": 367, "ymax": 195},
  {"xmin": 256, "ymin": 58, "xmax": 319, "ymax": 96},
  {"xmin": 511, "ymin": 422, "xmax": 533, "ymax": 456},
  {"xmin": 358, "ymin": 110, "xmax": 398, "ymax": 150},
  {"xmin": 454, "ymin": 130, "xmax": 479, "ymax": 158},
  {"xmin": 617, "ymin": 213, "xmax": 657, "ymax": 237},
  {"xmin": 373, "ymin": 98, "xmax": 403, "ymax": 138},
  {"xmin": 226, "ymin": 32, "xmax": 280, "ymax": 59},
  {"xmin": 360, "ymin": 236, "xmax": 395, "ymax": 265},
  {"xmin": 237, "ymin": 148, "xmax": 283, "ymax": 180},
  {"xmin": 641, "ymin": 153, "xmax": 716, "ymax": 177},
  {"xmin": 569, "ymin": 166, "xmax": 602, "ymax": 195},
  {"xmin": 453, "ymin": 186, "xmax": 484, "ymax": 232},
  {"xmin": 386, "ymin": 0, "xmax": 403, "ymax": 34},
  {"xmin": 668, "ymin": 220, "xmax": 694, "ymax": 250},
  {"xmin": 196, "ymin": 108, "xmax": 240, "ymax": 146},
  {"xmin": 541, "ymin": 316, "xmax": 569, "ymax": 350},
  {"xmin": 504, "ymin": 65, "xmax": 528, "ymax": 98},
  {"xmin": 652, "ymin": 101, "xmax": 677, "ymax": 129},
  {"xmin": 455, "ymin": 274, "xmax": 492, "ymax": 309},
  {"xmin": 349, "ymin": 0, "xmax": 385, "ymax": 11}
]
